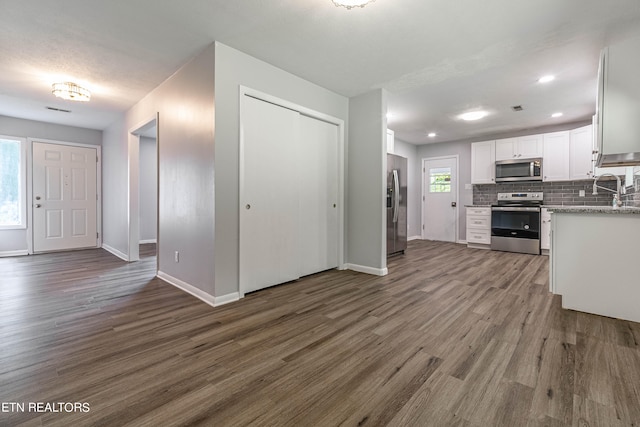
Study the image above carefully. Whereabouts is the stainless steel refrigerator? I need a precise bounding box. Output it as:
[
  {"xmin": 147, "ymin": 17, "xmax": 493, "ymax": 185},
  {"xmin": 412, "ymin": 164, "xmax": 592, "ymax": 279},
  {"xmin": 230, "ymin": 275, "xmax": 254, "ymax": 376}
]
[{"xmin": 387, "ymin": 153, "xmax": 408, "ymax": 256}]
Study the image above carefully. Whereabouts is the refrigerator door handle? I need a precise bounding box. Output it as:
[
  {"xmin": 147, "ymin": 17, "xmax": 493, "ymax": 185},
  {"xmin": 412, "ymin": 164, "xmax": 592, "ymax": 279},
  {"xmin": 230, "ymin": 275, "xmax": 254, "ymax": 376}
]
[{"xmin": 393, "ymin": 169, "xmax": 400, "ymax": 223}]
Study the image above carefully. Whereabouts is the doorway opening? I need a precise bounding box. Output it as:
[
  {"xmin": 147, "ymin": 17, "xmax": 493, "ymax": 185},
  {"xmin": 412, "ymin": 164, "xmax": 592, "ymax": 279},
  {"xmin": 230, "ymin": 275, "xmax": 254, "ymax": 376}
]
[{"xmin": 129, "ymin": 115, "xmax": 158, "ymax": 269}]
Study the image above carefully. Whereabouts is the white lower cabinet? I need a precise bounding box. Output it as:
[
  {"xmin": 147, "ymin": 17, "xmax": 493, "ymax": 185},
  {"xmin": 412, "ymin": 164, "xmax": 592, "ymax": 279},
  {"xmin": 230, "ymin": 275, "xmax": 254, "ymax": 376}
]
[
  {"xmin": 466, "ymin": 207, "xmax": 491, "ymax": 249},
  {"xmin": 541, "ymin": 208, "xmax": 551, "ymax": 254}
]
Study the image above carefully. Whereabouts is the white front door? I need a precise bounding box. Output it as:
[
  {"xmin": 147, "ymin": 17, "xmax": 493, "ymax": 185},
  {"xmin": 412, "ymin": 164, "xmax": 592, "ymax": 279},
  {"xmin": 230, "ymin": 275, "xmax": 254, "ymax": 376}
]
[
  {"xmin": 32, "ymin": 142, "xmax": 98, "ymax": 252},
  {"xmin": 423, "ymin": 157, "xmax": 458, "ymax": 242}
]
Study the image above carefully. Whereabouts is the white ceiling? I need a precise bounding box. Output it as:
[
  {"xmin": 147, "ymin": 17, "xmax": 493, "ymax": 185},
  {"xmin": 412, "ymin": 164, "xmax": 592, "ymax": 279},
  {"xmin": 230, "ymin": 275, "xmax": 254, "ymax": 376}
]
[{"xmin": 1, "ymin": 0, "xmax": 640, "ymax": 144}]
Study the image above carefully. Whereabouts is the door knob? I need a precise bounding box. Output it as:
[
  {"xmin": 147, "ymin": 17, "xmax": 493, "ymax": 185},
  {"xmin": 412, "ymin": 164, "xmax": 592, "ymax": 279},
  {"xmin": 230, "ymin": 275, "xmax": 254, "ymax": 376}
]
[
  {"xmin": 451, "ymin": 202, "xmax": 457, "ymax": 207},
  {"xmin": 35, "ymin": 204, "xmax": 42, "ymax": 208},
  {"xmin": 246, "ymin": 204, "xmax": 251, "ymax": 210},
  {"xmin": 35, "ymin": 196, "xmax": 41, "ymax": 200}
]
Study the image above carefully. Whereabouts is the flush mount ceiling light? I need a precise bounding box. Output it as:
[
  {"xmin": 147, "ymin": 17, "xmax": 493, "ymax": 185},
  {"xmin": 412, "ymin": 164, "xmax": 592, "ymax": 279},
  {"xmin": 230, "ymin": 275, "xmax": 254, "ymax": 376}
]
[
  {"xmin": 459, "ymin": 111, "xmax": 489, "ymax": 121},
  {"xmin": 428, "ymin": 132, "xmax": 437, "ymax": 138},
  {"xmin": 551, "ymin": 112, "xmax": 563, "ymax": 118},
  {"xmin": 332, "ymin": 0, "xmax": 375, "ymax": 9},
  {"xmin": 51, "ymin": 82, "xmax": 91, "ymax": 102},
  {"xmin": 538, "ymin": 75, "xmax": 555, "ymax": 83}
]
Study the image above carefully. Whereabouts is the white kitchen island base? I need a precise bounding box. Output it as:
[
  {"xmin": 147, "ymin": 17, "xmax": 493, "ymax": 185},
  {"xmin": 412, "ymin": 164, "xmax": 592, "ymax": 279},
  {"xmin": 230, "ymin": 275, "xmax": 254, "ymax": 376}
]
[{"xmin": 549, "ymin": 207, "xmax": 640, "ymax": 323}]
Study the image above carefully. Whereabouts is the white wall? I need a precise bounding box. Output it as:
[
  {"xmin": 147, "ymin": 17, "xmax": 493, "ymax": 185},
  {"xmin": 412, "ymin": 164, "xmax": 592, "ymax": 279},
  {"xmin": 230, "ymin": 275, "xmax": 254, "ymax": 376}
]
[
  {"xmin": 393, "ymin": 139, "xmax": 421, "ymax": 239},
  {"xmin": 0, "ymin": 115, "xmax": 101, "ymax": 255},
  {"xmin": 213, "ymin": 42, "xmax": 349, "ymax": 297},
  {"xmin": 102, "ymin": 44, "xmax": 215, "ymax": 294},
  {"xmin": 347, "ymin": 89, "xmax": 387, "ymax": 273},
  {"xmin": 139, "ymin": 136, "xmax": 157, "ymax": 242}
]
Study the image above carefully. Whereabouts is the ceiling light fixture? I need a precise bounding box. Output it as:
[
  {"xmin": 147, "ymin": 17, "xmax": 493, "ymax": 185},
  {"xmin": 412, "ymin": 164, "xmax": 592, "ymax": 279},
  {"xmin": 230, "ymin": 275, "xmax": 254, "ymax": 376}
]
[
  {"xmin": 551, "ymin": 112, "xmax": 563, "ymax": 118},
  {"xmin": 332, "ymin": 0, "xmax": 375, "ymax": 9},
  {"xmin": 459, "ymin": 111, "xmax": 489, "ymax": 121},
  {"xmin": 428, "ymin": 132, "xmax": 437, "ymax": 138},
  {"xmin": 538, "ymin": 75, "xmax": 555, "ymax": 83},
  {"xmin": 51, "ymin": 82, "xmax": 91, "ymax": 102}
]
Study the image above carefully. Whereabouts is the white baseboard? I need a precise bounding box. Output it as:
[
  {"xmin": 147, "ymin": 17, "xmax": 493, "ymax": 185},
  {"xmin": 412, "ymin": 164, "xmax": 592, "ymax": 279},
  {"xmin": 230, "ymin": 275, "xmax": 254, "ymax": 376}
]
[
  {"xmin": 0, "ymin": 250, "xmax": 29, "ymax": 258},
  {"xmin": 101, "ymin": 244, "xmax": 129, "ymax": 261},
  {"xmin": 408, "ymin": 235, "xmax": 422, "ymax": 241},
  {"xmin": 139, "ymin": 239, "xmax": 157, "ymax": 244},
  {"xmin": 345, "ymin": 263, "xmax": 388, "ymax": 276},
  {"xmin": 457, "ymin": 240, "xmax": 468, "ymax": 245},
  {"xmin": 157, "ymin": 271, "xmax": 239, "ymax": 307},
  {"xmin": 214, "ymin": 292, "xmax": 241, "ymax": 306}
]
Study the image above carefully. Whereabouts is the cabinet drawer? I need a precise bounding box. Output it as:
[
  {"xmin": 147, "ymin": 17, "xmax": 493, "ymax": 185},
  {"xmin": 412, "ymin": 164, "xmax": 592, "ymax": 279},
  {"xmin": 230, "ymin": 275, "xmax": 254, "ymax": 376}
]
[
  {"xmin": 467, "ymin": 216, "xmax": 490, "ymax": 229},
  {"xmin": 467, "ymin": 207, "xmax": 490, "ymax": 216},
  {"xmin": 467, "ymin": 229, "xmax": 491, "ymax": 244}
]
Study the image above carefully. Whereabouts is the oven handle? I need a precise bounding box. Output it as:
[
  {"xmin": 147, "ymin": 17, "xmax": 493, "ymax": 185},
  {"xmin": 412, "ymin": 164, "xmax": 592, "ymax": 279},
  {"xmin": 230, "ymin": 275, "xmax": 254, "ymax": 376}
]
[{"xmin": 491, "ymin": 207, "xmax": 541, "ymax": 212}]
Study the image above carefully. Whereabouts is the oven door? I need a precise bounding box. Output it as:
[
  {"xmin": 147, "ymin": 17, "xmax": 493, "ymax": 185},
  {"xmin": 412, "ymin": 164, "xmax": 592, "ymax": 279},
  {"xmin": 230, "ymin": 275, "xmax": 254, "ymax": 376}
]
[{"xmin": 491, "ymin": 207, "xmax": 541, "ymax": 239}]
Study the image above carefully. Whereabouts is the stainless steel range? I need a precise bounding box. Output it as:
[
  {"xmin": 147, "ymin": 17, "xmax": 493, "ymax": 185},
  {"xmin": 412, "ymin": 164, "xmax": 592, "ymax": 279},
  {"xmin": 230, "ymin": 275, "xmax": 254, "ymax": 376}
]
[{"xmin": 491, "ymin": 192, "xmax": 543, "ymax": 255}]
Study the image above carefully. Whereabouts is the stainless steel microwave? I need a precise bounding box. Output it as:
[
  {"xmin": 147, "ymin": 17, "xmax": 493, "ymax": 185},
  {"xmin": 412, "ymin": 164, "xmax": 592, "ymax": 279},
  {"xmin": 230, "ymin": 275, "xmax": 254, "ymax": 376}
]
[{"xmin": 495, "ymin": 158, "xmax": 543, "ymax": 182}]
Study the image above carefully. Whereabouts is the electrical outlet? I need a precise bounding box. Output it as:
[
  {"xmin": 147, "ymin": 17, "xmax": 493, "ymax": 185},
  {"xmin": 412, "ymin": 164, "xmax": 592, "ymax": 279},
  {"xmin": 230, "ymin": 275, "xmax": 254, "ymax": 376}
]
[
  {"xmin": 579, "ymin": 190, "xmax": 585, "ymax": 197},
  {"xmin": 174, "ymin": 251, "xmax": 179, "ymax": 263}
]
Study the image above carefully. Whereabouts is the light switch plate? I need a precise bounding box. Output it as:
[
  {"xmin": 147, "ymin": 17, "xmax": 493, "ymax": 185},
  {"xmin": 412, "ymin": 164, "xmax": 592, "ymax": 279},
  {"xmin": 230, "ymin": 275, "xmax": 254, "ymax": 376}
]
[{"xmin": 579, "ymin": 190, "xmax": 585, "ymax": 197}]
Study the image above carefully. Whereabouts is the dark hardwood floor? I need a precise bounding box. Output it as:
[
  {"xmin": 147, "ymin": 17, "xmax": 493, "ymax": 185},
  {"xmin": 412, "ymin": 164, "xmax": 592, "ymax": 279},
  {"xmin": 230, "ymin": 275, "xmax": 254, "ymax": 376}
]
[{"xmin": 1, "ymin": 241, "xmax": 639, "ymax": 426}]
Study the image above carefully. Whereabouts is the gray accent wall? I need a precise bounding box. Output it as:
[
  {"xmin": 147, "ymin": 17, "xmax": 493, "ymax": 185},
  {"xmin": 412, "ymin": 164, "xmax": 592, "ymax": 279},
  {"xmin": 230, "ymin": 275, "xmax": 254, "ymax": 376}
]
[
  {"xmin": 213, "ymin": 42, "xmax": 349, "ymax": 297},
  {"xmin": 347, "ymin": 89, "xmax": 387, "ymax": 271},
  {"xmin": 393, "ymin": 139, "xmax": 421, "ymax": 239},
  {"xmin": 102, "ymin": 44, "xmax": 215, "ymax": 294},
  {"xmin": 0, "ymin": 115, "xmax": 101, "ymax": 254},
  {"xmin": 139, "ymin": 136, "xmax": 157, "ymax": 242},
  {"xmin": 417, "ymin": 140, "xmax": 473, "ymax": 242}
]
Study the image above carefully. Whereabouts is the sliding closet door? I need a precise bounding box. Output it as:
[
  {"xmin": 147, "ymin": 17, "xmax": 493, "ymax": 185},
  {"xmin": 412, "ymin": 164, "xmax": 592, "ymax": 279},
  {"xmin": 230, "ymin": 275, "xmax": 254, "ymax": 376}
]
[
  {"xmin": 240, "ymin": 96, "xmax": 300, "ymax": 294},
  {"xmin": 298, "ymin": 115, "xmax": 339, "ymax": 276}
]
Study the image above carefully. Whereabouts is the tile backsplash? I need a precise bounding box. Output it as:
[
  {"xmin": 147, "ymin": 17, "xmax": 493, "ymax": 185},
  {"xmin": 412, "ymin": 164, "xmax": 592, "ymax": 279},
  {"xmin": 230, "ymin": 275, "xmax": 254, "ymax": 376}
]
[{"xmin": 473, "ymin": 178, "xmax": 638, "ymax": 206}]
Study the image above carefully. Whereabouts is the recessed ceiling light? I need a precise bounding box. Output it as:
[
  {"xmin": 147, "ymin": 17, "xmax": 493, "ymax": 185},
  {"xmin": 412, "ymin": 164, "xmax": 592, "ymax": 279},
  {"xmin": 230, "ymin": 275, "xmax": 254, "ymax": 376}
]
[
  {"xmin": 551, "ymin": 112, "xmax": 563, "ymax": 118},
  {"xmin": 459, "ymin": 111, "xmax": 489, "ymax": 121},
  {"xmin": 428, "ymin": 132, "xmax": 437, "ymax": 138},
  {"xmin": 538, "ymin": 75, "xmax": 555, "ymax": 84}
]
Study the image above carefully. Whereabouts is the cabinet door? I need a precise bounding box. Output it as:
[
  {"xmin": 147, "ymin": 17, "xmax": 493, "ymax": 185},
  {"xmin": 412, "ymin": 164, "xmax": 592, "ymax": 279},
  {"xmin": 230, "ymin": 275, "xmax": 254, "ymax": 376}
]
[
  {"xmin": 471, "ymin": 141, "xmax": 495, "ymax": 184},
  {"xmin": 517, "ymin": 134, "xmax": 544, "ymax": 158},
  {"xmin": 495, "ymin": 138, "xmax": 516, "ymax": 161},
  {"xmin": 541, "ymin": 208, "xmax": 551, "ymax": 251},
  {"xmin": 543, "ymin": 131, "xmax": 570, "ymax": 181},
  {"xmin": 570, "ymin": 125, "xmax": 594, "ymax": 180},
  {"xmin": 386, "ymin": 129, "xmax": 394, "ymax": 154}
]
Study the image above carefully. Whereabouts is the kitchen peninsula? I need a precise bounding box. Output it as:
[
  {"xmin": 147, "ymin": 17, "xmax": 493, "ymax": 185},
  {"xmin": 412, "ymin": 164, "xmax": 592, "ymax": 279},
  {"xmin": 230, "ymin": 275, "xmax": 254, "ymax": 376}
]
[{"xmin": 548, "ymin": 206, "xmax": 640, "ymax": 322}]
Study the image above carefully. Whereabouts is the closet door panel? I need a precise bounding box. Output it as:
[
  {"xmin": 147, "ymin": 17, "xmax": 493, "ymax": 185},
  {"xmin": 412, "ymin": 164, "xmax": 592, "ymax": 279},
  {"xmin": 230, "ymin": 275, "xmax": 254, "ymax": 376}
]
[
  {"xmin": 298, "ymin": 115, "xmax": 339, "ymax": 277},
  {"xmin": 240, "ymin": 96, "xmax": 300, "ymax": 294}
]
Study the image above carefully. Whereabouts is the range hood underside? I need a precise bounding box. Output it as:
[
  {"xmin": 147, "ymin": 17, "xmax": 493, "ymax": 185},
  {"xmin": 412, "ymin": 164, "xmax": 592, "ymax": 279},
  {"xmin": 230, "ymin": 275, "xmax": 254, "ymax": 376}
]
[{"xmin": 597, "ymin": 152, "xmax": 640, "ymax": 167}]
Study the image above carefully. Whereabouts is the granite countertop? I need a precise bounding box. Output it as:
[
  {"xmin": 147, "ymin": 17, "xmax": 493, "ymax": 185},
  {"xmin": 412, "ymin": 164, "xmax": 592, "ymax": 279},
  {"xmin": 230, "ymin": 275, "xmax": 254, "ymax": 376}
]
[
  {"xmin": 544, "ymin": 205, "xmax": 640, "ymax": 214},
  {"xmin": 465, "ymin": 204, "xmax": 492, "ymax": 208}
]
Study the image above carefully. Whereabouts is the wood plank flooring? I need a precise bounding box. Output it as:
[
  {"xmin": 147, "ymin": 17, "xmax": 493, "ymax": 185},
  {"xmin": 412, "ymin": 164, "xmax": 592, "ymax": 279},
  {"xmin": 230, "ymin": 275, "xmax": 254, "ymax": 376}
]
[{"xmin": 1, "ymin": 241, "xmax": 639, "ymax": 426}]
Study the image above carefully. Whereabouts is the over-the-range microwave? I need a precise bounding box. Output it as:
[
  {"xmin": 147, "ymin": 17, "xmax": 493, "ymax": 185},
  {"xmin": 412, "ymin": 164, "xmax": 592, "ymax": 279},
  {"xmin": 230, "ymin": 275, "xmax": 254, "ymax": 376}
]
[{"xmin": 495, "ymin": 158, "xmax": 543, "ymax": 182}]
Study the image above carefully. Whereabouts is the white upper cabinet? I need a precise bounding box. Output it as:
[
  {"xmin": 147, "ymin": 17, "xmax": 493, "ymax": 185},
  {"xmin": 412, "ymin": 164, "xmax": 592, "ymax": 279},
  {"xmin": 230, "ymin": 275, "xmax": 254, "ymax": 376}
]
[
  {"xmin": 386, "ymin": 129, "xmax": 395, "ymax": 154},
  {"xmin": 495, "ymin": 135, "xmax": 543, "ymax": 161},
  {"xmin": 570, "ymin": 125, "xmax": 594, "ymax": 180},
  {"xmin": 543, "ymin": 131, "xmax": 570, "ymax": 181},
  {"xmin": 517, "ymin": 134, "xmax": 544, "ymax": 158},
  {"xmin": 596, "ymin": 36, "xmax": 640, "ymax": 166},
  {"xmin": 471, "ymin": 140, "xmax": 495, "ymax": 184}
]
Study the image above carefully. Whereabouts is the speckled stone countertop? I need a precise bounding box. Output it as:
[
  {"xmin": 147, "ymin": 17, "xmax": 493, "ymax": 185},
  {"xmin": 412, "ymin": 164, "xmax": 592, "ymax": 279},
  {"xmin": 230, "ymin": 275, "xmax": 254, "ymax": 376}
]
[
  {"xmin": 465, "ymin": 204, "xmax": 492, "ymax": 208},
  {"xmin": 544, "ymin": 205, "xmax": 640, "ymax": 214}
]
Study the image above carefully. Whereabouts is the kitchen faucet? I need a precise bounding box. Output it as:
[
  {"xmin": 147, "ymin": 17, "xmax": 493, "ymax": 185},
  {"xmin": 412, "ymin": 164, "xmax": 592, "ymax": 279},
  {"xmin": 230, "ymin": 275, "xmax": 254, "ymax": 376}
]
[{"xmin": 592, "ymin": 173, "xmax": 622, "ymax": 206}]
